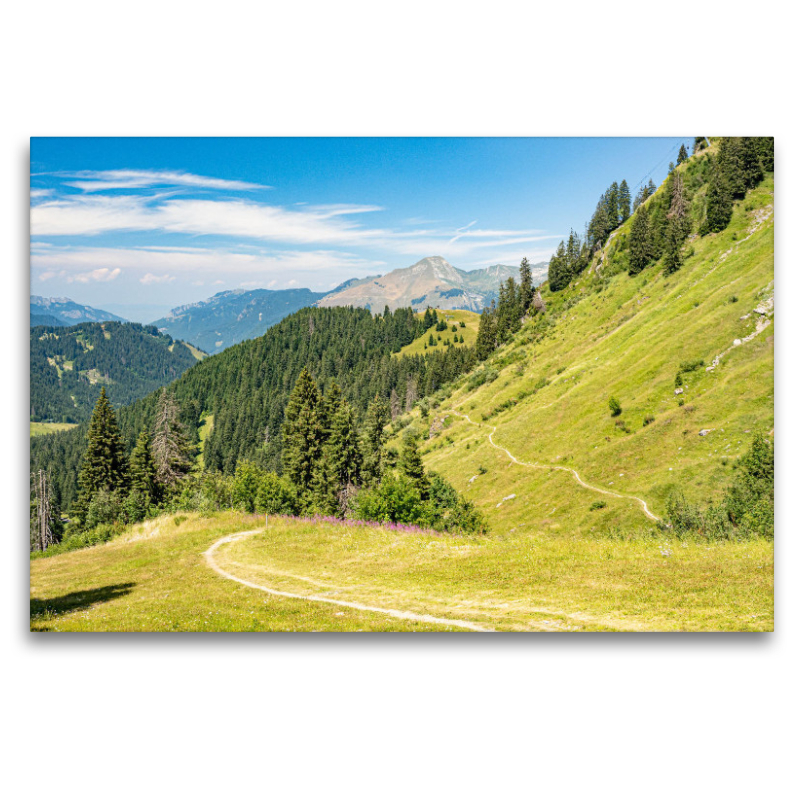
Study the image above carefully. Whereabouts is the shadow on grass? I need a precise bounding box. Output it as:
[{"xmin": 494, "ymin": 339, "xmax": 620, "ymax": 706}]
[{"xmin": 30, "ymin": 583, "xmax": 136, "ymax": 629}]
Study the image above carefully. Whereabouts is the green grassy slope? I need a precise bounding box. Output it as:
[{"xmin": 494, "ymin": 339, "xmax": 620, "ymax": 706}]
[
  {"xmin": 394, "ymin": 308, "xmax": 480, "ymax": 357},
  {"xmin": 414, "ymin": 174, "xmax": 773, "ymax": 539}
]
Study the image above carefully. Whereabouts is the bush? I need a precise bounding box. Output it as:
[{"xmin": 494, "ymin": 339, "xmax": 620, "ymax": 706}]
[
  {"xmin": 352, "ymin": 471, "xmax": 487, "ymax": 535},
  {"xmin": 255, "ymin": 473, "xmax": 298, "ymax": 515},
  {"xmin": 123, "ymin": 488, "xmax": 151, "ymax": 524},
  {"xmin": 589, "ymin": 501, "xmax": 607, "ymax": 511},
  {"xmin": 85, "ymin": 488, "xmax": 124, "ymax": 529},
  {"xmin": 643, "ymin": 414, "xmax": 655, "ymax": 426},
  {"xmin": 608, "ymin": 397, "xmax": 622, "ymax": 417},
  {"xmin": 232, "ymin": 460, "xmax": 266, "ymax": 512}
]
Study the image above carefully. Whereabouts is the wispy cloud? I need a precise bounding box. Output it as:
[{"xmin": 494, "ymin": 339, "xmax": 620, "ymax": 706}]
[
  {"xmin": 49, "ymin": 169, "xmax": 269, "ymax": 192},
  {"xmin": 38, "ymin": 266, "xmax": 122, "ymax": 284}
]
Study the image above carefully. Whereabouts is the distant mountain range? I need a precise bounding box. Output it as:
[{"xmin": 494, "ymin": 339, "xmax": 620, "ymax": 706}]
[
  {"xmin": 30, "ymin": 296, "xmax": 127, "ymax": 327},
  {"xmin": 34, "ymin": 257, "xmax": 546, "ymax": 355},
  {"xmin": 151, "ymin": 288, "xmax": 326, "ymax": 354},
  {"xmin": 317, "ymin": 256, "xmax": 548, "ymax": 313}
]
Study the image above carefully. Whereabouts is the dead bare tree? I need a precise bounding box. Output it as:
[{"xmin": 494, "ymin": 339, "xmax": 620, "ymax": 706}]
[
  {"xmin": 30, "ymin": 470, "xmax": 57, "ymax": 552},
  {"xmin": 152, "ymin": 389, "xmax": 193, "ymax": 488}
]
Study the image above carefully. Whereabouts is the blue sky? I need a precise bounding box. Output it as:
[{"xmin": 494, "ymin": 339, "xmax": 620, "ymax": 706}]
[{"xmin": 30, "ymin": 137, "xmax": 692, "ymax": 322}]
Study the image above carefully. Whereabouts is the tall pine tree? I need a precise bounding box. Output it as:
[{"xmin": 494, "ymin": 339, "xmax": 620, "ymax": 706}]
[
  {"xmin": 704, "ymin": 159, "xmax": 733, "ymax": 234},
  {"xmin": 72, "ymin": 387, "xmax": 129, "ymax": 524},
  {"xmin": 628, "ymin": 206, "xmax": 652, "ymax": 275},
  {"xmin": 282, "ymin": 367, "xmax": 324, "ymax": 495},
  {"xmin": 360, "ymin": 393, "xmax": 390, "ymax": 486},
  {"xmin": 519, "ymin": 257, "xmax": 533, "ymax": 313},
  {"xmin": 618, "ymin": 179, "xmax": 631, "ymax": 222}
]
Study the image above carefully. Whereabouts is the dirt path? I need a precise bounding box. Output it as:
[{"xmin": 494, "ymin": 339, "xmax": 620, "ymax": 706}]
[
  {"xmin": 204, "ymin": 530, "xmax": 494, "ymax": 632},
  {"xmin": 448, "ymin": 410, "xmax": 660, "ymax": 522}
]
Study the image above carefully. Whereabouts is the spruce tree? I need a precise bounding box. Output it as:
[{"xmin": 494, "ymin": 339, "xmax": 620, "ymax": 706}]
[
  {"xmin": 475, "ymin": 306, "xmax": 497, "ymax": 360},
  {"xmin": 718, "ymin": 137, "xmax": 747, "ymax": 199},
  {"xmin": 129, "ymin": 430, "xmax": 159, "ymax": 505},
  {"xmin": 677, "ymin": 143, "xmax": 689, "ymax": 164},
  {"xmin": 399, "ymin": 430, "xmax": 429, "ymax": 499},
  {"xmin": 739, "ymin": 137, "xmax": 764, "ymax": 191},
  {"xmin": 628, "ymin": 206, "xmax": 652, "ymax": 275},
  {"xmin": 73, "ymin": 387, "xmax": 129, "ymax": 524},
  {"xmin": 704, "ymin": 160, "xmax": 733, "ymax": 233},
  {"xmin": 152, "ymin": 388, "xmax": 193, "ymax": 490},
  {"xmin": 326, "ymin": 399, "xmax": 362, "ymax": 489},
  {"xmin": 282, "ymin": 367, "xmax": 324, "ymax": 494},
  {"xmin": 360, "ymin": 394, "xmax": 390, "ymax": 486},
  {"xmin": 309, "ymin": 455, "xmax": 340, "ymax": 516},
  {"xmin": 618, "ymin": 180, "xmax": 631, "ymax": 222},
  {"xmin": 606, "ymin": 182, "xmax": 620, "ymax": 228},
  {"xmin": 519, "ymin": 257, "xmax": 533, "ymax": 313}
]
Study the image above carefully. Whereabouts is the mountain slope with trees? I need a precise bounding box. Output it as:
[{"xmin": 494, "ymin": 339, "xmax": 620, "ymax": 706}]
[
  {"xmin": 152, "ymin": 287, "xmax": 326, "ymax": 354},
  {"xmin": 30, "ymin": 321, "xmax": 203, "ymax": 423}
]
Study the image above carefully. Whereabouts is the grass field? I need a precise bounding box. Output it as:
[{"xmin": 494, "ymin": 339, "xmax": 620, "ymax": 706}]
[
  {"xmin": 394, "ymin": 308, "xmax": 480, "ymax": 357},
  {"xmin": 30, "ymin": 421, "xmax": 78, "ymax": 437},
  {"xmin": 30, "ymin": 512, "xmax": 772, "ymax": 631},
  {"xmin": 30, "ymin": 513, "xmax": 460, "ymax": 632}
]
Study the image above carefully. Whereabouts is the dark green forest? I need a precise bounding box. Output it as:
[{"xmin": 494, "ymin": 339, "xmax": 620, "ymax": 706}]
[
  {"xmin": 31, "ymin": 305, "xmax": 478, "ymax": 511},
  {"xmin": 30, "ymin": 321, "xmax": 200, "ymax": 422}
]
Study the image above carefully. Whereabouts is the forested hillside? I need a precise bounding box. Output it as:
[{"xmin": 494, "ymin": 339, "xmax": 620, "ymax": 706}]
[
  {"xmin": 30, "ymin": 321, "xmax": 202, "ymax": 422},
  {"xmin": 31, "ymin": 305, "xmax": 477, "ymax": 510}
]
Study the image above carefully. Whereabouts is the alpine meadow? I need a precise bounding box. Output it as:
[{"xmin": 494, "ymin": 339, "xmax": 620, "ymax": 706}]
[{"xmin": 29, "ymin": 136, "xmax": 774, "ymax": 632}]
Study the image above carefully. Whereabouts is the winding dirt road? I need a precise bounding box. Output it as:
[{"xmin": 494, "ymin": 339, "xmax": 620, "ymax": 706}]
[
  {"xmin": 204, "ymin": 529, "xmax": 493, "ymax": 632},
  {"xmin": 448, "ymin": 410, "xmax": 660, "ymax": 522}
]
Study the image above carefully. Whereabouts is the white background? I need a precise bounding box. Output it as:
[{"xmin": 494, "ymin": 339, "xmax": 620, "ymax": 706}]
[{"xmin": 3, "ymin": 2, "xmax": 797, "ymax": 798}]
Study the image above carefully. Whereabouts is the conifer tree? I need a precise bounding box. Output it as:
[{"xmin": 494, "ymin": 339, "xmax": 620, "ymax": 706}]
[
  {"xmin": 152, "ymin": 388, "xmax": 193, "ymax": 490},
  {"xmin": 739, "ymin": 137, "xmax": 764, "ymax": 191},
  {"xmin": 718, "ymin": 137, "xmax": 747, "ymax": 199},
  {"xmin": 309, "ymin": 455, "xmax": 340, "ymax": 515},
  {"xmin": 73, "ymin": 387, "xmax": 129, "ymax": 524},
  {"xmin": 677, "ymin": 143, "xmax": 689, "ymax": 164},
  {"xmin": 618, "ymin": 180, "xmax": 631, "ymax": 222},
  {"xmin": 129, "ymin": 430, "xmax": 159, "ymax": 505},
  {"xmin": 326, "ymin": 399, "xmax": 362, "ymax": 489},
  {"xmin": 704, "ymin": 160, "xmax": 733, "ymax": 234},
  {"xmin": 519, "ymin": 257, "xmax": 533, "ymax": 313},
  {"xmin": 360, "ymin": 394, "xmax": 390, "ymax": 485},
  {"xmin": 628, "ymin": 206, "xmax": 652, "ymax": 275},
  {"xmin": 320, "ymin": 379, "xmax": 343, "ymax": 437},
  {"xmin": 282, "ymin": 367, "xmax": 324, "ymax": 494},
  {"xmin": 606, "ymin": 182, "xmax": 620, "ymax": 227},
  {"xmin": 475, "ymin": 306, "xmax": 497, "ymax": 360},
  {"xmin": 399, "ymin": 430, "xmax": 429, "ymax": 499}
]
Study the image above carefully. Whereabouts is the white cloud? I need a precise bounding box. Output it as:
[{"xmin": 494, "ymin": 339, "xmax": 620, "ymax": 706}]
[
  {"xmin": 140, "ymin": 273, "xmax": 175, "ymax": 285},
  {"xmin": 30, "ymin": 188, "xmax": 53, "ymax": 199},
  {"xmin": 53, "ymin": 169, "xmax": 269, "ymax": 192},
  {"xmin": 30, "ymin": 243, "xmax": 384, "ymax": 284},
  {"xmin": 38, "ymin": 267, "xmax": 122, "ymax": 283}
]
